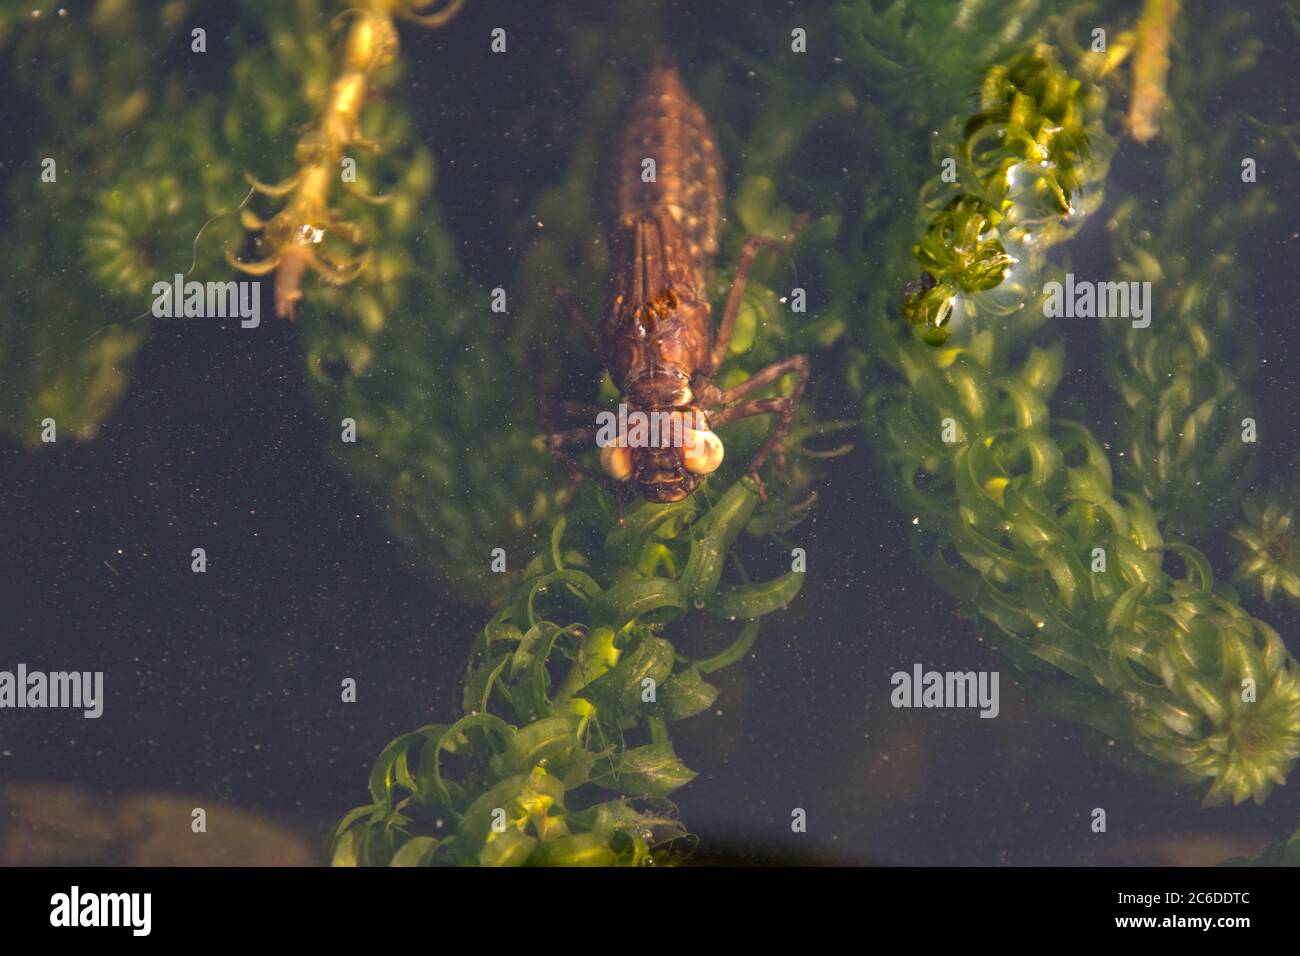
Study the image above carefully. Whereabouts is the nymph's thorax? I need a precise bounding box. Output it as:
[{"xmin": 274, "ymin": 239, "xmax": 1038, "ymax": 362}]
[{"xmin": 601, "ymin": 212, "xmax": 713, "ymax": 395}]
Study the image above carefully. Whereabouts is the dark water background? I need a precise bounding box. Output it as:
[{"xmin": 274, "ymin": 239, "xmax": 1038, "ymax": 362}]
[{"xmin": 2, "ymin": 0, "xmax": 1300, "ymax": 865}]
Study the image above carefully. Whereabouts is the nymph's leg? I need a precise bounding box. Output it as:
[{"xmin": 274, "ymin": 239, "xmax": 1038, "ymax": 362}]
[
  {"xmin": 708, "ymin": 235, "xmax": 790, "ymax": 373},
  {"xmin": 544, "ymin": 427, "xmax": 629, "ymax": 508},
  {"xmin": 709, "ymin": 217, "xmax": 805, "ymax": 373},
  {"xmin": 707, "ymin": 354, "xmax": 810, "ymax": 500}
]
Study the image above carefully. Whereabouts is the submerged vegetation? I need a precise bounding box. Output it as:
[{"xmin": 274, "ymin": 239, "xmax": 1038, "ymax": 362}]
[
  {"xmin": 1233, "ymin": 463, "xmax": 1300, "ymax": 609},
  {"xmin": 225, "ymin": 0, "xmax": 465, "ymax": 319},
  {"xmin": 898, "ymin": 43, "xmax": 1113, "ymax": 345},
  {"xmin": 332, "ymin": 480, "xmax": 803, "ymax": 865},
  {"xmin": 844, "ymin": 0, "xmax": 1300, "ymax": 809},
  {"xmin": 3, "ymin": 0, "xmax": 1299, "ymax": 864}
]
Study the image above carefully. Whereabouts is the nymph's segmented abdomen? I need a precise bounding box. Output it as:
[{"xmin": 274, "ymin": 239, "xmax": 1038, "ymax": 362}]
[{"xmin": 617, "ymin": 58, "xmax": 723, "ymax": 284}]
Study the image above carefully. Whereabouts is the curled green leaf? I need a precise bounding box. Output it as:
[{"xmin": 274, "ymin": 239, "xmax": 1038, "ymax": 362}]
[{"xmin": 707, "ymin": 572, "xmax": 804, "ymax": 620}]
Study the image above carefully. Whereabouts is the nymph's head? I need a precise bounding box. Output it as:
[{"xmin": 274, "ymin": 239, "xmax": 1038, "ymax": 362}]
[{"xmin": 598, "ymin": 405, "xmax": 724, "ymax": 503}]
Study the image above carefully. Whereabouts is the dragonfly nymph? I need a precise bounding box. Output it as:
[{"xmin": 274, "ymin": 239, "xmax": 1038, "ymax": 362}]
[{"xmin": 543, "ymin": 53, "xmax": 810, "ymax": 505}]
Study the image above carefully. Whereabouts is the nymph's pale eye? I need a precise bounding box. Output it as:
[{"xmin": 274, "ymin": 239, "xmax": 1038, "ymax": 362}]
[
  {"xmin": 682, "ymin": 428, "xmax": 724, "ymax": 475},
  {"xmin": 599, "ymin": 443, "xmax": 633, "ymax": 481}
]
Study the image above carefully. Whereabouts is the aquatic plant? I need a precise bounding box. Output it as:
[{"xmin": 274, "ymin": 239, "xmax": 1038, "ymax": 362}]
[
  {"xmin": 0, "ymin": 1, "xmax": 235, "ymax": 444},
  {"xmin": 845, "ymin": 12, "xmax": 1300, "ymax": 805},
  {"xmin": 1100, "ymin": 8, "xmax": 1277, "ymax": 540},
  {"xmin": 0, "ymin": 0, "xmax": 552, "ymax": 597},
  {"xmin": 901, "ymin": 44, "xmax": 1112, "ymax": 344},
  {"xmin": 331, "ymin": 479, "xmax": 803, "ymax": 865},
  {"xmin": 226, "ymin": 0, "xmax": 463, "ymax": 318},
  {"xmin": 833, "ymin": 0, "xmax": 1052, "ymax": 118},
  {"xmin": 865, "ymin": 332, "xmax": 1300, "ymax": 805},
  {"xmin": 153, "ymin": 0, "xmax": 579, "ymax": 603},
  {"xmin": 1126, "ymin": 0, "xmax": 1178, "ymax": 143},
  {"xmin": 1102, "ymin": 194, "xmax": 1263, "ymax": 540},
  {"xmin": 1232, "ymin": 464, "xmax": 1300, "ymax": 609}
]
